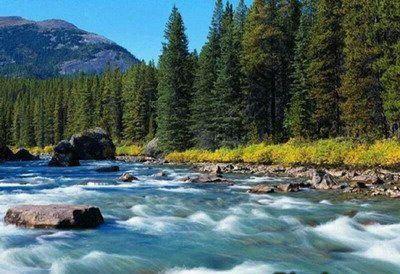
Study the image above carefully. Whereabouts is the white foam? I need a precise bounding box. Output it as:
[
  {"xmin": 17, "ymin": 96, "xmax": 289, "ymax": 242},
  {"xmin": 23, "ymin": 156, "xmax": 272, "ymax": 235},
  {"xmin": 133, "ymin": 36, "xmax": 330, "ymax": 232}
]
[
  {"xmin": 319, "ymin": 200, "xmax": 332, "ymax": 205},
  {"xmin": 188, "ymin": 212, "xmax": 215, "ymax": 225},
  {"xmin": 214, "ymin": 215, "xmax": 242, "ymax": 234},
  {"xmin": 118, "ymin": 216, "xmax": 181, "ymax": 234},
  {"xmin": 165, "ymin": 261, "xmax": 276, "ymax": 274},
  {"xmin": 257, "ymin": 196, "xmax": 314, "ymax": 210},
  {"xmin": 50, "ymin": 251, "xmax": 140, "ymax": 273},
  {"xmin": 159, "ymin": 187, "xmax": 204, "ymax": 194},
  {"xmin": 314, "ymin": 216, "xmax": 400, "ymax": 266}
]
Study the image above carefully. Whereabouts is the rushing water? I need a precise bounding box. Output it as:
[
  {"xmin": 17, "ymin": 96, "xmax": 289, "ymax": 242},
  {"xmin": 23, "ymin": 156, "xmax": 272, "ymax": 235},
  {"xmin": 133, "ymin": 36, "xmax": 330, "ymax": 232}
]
[{"xmin": 0, "ymin": 160, "xmax": 399, "ymax": 274}]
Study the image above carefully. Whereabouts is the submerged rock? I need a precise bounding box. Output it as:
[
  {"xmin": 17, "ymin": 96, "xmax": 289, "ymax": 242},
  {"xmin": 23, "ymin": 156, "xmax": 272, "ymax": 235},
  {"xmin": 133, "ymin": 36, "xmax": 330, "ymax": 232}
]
[
  {"xmin": 181, "ymin": 174, "xmax": 234, "ymax": 186},
  {"xmin": 49, "ymin": 141, "xmax": 80, "ymax": 167},
  {"xmin": 96, "ymin": 165, "xmax": 119, "ymax": 173},
  {"xmin": 248, "ymin": 184, "xmax": 275, "ymax": 194},
  {"xmin": 14, "ymin": 148, "xmax": 39, "ymax": 161},
  {"xmin": 70, "ymin": 128, "xmax": 115, "ymax": 160},
  {"xmin": 4, "ymin": 204, "xmax": 104, "ymax": 229},
  {"xmin": 119, "ymin": 172, "xmax": 138, "ymax": 182}
]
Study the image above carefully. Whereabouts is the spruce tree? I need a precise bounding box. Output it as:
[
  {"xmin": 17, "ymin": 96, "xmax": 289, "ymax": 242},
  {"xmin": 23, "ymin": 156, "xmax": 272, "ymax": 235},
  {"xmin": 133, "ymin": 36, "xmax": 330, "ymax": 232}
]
[
  {"xmin": 242, "ymin": 0, "xmax": 283, "ymax": 141},
  {"xmin": 156, "ymin": 6, "xmax": 194, "ymax": 152},
  {"xmin": 191, "ymin": 0, "xmax": 223, "ymax": 149},
  {"xmin": 376, "ymin": 0, "xmax": 400, "ymax": 133},
  {"xmin": 212, "ymin": 3, "xmax": 244, "ymax": 148},
  {"xmin": 307, "ymin": 0, "xmax": 343, "ymax": 138},
  {"xmin": 340, "ymin": 0, "xmax": 388, "ymax": 139},
  {"xmin": 285, "ymin": 0, "xmax": 317, "ymax": 138}
]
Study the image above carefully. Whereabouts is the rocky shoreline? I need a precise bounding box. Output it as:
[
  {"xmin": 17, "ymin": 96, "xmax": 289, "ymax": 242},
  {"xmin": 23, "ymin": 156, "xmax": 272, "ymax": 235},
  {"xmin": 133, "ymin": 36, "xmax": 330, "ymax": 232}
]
[{"xmin": 116, "ymin": 156, "xmax": 400, "ymax": 199}]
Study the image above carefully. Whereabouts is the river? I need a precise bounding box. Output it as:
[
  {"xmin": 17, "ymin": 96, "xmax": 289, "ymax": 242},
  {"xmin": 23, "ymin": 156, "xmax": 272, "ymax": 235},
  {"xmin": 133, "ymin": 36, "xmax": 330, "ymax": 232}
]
[{"xmin": 0, "ymin": 160, "xmax": 399, "ymax": 273}]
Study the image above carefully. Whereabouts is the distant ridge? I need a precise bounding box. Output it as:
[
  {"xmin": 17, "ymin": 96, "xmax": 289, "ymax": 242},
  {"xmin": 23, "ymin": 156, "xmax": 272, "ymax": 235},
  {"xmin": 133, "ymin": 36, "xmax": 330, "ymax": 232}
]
[{"xmin": 0, "ymin": 16, "xmax": 139, "ymax": 78}]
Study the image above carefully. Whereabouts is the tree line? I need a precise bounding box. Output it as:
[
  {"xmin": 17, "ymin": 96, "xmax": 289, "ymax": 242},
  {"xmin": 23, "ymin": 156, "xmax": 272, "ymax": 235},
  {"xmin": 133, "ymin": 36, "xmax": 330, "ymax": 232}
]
[{"xmin": 0, "ymin": 0, "xmax": 399, "ymax": 152}]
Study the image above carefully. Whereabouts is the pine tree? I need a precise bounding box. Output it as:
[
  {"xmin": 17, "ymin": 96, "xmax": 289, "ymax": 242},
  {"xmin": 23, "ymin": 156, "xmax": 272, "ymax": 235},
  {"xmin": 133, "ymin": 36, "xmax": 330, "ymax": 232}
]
[
  {"xmin": 156, "ymin": 6, "xmax": 194, "ymax": 152},
  {"xmin": 285, "ymin": 0, "xmax": 317, "ymax": 138},
  {"xmin": 340, "ymin": 0, "xmax": 388, "ymax": 139},
  {"xmin": 307, "ymin": 0, "xmax": 343, "ymax": 138},
  {"xmin": 376, "ymin": 0, "xmax": 400, "ymax": 133},
  {"xmin": 242, "ymin": 0, "xmax": 283, "ymax": 141},
  {"xmin": 212, "ymin": 3, "xmax": 244, "ymax": 147},
  {"xmin": 191, "ymin": 0, "xmax": 223, "ymax": 149}
]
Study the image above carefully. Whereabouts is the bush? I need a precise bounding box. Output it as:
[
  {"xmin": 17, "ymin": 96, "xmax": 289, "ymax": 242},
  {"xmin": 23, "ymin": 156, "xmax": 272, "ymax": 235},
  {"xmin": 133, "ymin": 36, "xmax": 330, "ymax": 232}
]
[
  {"xmin": 165, "ymin": 139, "xmax": 400, "ymax": 168},
  {"xmin": 116, "ymin": 145, "xmax": 142, "ymax": 156}
]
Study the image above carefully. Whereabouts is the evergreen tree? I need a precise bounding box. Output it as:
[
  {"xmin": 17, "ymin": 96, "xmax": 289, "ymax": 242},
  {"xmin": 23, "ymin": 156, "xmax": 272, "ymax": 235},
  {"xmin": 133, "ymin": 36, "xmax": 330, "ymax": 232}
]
[
  {"xmin": 156, "ymin": 6, "xmax": 194, "ymax": 152},
  {"xmin": 340, "ymin": 0, "xmax": 388, "ymax": 139},
  {"xmin": 242, "ymin": 0, "xmax": 283, "ymax": 141},
  {"xmin": 376, "ymin": 0, "xmax": 400, "ymax": 133},
  {"xmin": 191, "ymin": 0, "xmax": 223, "ymax": 149},
  {"xmin": 307, "ymin": 0, "xmax": 343, "ymax": 138},
  {"xmin": 285, "ymin": 0, "xmax": 316, "ymax": 138},
  {"xmin": 212, "ymin": 3, "xmax": 244, "ymax": 147}
]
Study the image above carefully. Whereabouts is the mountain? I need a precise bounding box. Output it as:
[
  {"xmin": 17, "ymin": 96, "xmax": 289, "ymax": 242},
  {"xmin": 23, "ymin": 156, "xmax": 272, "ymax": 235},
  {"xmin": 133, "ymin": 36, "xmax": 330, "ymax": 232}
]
[{"xmin": 0, "ymin": 16, "xmax": 139, "ymax": 78}]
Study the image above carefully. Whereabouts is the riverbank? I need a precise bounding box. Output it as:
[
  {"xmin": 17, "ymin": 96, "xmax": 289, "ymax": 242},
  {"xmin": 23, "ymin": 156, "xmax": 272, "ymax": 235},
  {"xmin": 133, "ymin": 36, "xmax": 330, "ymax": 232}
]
[{"xmin": 116, "ymin": 155, "xmax": 400, "ymax": 199}]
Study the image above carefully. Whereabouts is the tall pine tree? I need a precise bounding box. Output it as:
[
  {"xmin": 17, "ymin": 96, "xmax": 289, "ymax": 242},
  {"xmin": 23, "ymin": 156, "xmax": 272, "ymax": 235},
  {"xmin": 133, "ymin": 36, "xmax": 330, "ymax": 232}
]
[{"xmin": 156, "ymin": 6, "xmax": 194, "ymax": 152}]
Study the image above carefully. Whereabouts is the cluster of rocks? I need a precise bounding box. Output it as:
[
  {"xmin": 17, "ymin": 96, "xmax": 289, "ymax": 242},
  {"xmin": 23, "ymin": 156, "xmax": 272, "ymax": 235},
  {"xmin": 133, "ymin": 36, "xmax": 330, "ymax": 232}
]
[
  {"xmin": 0, "ymin": 146, "xmax": 38, "ymax": 162},
  {"xmin": 49, "ymin": 128, "xmax": 115, "ymax": 167},
  {"xmin": 195, "ymin": 163, "xmax": 400, "ymax": 198}
]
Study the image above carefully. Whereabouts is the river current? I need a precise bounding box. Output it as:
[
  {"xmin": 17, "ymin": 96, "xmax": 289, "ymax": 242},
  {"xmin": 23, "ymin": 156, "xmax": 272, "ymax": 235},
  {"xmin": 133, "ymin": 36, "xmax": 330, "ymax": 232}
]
[{"xmin": 0, "ymin": 160, "xmax": 399, "ymax": 273}]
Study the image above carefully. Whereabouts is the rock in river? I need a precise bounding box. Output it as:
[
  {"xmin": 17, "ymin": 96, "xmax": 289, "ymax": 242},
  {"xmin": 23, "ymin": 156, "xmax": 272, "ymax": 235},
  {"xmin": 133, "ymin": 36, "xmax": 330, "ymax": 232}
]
[
  {"xmin": 49, "ymin": 127, "xmax": 116, "ymax": 167},
  {"xmin": 0, "ymin": 145, "xmax": 15, "ymax": 161},
  {"xmin": 70, "ymin": 127, "xmax": 115, "ymax": 160},
  {"xmin": 49, "ymin": 141, "xmax": 80, "ymax": 167},
  {"xmin": 119, "ymin": 172, "xmax": 138, "ymax": 182},
  {"xmin": 180, "ymin": 174, "xmax": 234, "ymax": 186},
  {"xmin": 4, "ymin": 204, "xmax": 104, "ymax": 229},
  {"xmin": 14, "ymin": 148, "xmax": 39, "ymax": 161},
  {"xmin": 96, "ymin": 166, "xmax": 120, "ymax": 173}
]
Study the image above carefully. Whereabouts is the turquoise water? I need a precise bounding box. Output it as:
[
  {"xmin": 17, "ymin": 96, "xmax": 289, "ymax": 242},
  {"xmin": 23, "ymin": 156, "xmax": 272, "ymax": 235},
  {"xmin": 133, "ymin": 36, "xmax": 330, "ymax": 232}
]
[{"xmin": 0, "ymin": 160, "xmax": 399, "ymax": 274}]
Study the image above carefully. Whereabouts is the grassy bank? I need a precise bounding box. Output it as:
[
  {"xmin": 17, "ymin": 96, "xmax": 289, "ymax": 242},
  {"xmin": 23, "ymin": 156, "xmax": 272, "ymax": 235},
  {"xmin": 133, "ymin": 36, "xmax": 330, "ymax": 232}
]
[{"xmin": 165, "ymin": 139, "xmax": 400, "ymax": 168}]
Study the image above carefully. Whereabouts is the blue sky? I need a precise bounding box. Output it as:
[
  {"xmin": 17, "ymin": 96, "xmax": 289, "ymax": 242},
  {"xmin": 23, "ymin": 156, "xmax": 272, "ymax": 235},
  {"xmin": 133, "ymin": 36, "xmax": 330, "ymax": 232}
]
[{"xmin": 0, "ymin": 0, "xmax": 252, "ymax": 61}]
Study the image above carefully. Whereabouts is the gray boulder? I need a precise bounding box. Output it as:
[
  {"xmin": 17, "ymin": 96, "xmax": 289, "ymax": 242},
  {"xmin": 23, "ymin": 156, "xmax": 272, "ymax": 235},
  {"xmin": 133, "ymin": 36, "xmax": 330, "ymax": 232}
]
[
  {"xmin": 49, "ymin": 141, "xmax": 80, "ymax": 167},
  {"xmin": 142, "ymin": 138, "xmax": 161, "ymax": 158},
  {"xmin": 119, "ymin": 172, "xmax": 138, "ymax": 182},
  {"xmin": 70, "ymin": 127, "xmax": 115, "ymax": 160},
  {"xmin": 310, "ymin": 170, "xmax": 339, "ymax": 190},
  {"xmin": 4, "ymin": 204, "xmax": 104, "ymax": 229}
]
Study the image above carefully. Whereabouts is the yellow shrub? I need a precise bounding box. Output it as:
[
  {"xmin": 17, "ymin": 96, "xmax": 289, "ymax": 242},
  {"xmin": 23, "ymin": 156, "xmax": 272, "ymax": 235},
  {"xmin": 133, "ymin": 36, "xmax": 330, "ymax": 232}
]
[
  {"xmin": 116, "ymin": 145, "xmax": 142, "ymax": 156},
  {"xmin": 166, "ymin": 138, "xmax": 400, "ymax": 168}
]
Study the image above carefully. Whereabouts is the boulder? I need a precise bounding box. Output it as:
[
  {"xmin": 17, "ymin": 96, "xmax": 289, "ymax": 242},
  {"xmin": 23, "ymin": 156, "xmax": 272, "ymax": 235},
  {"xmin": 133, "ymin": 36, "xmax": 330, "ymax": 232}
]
[
  {"xmin": 70, "ymin": 128, "xmax": 115, "ymax": 160},
  {"xmin": 4, "ymin": 204, "xmax": 104, "ymax": 229},
  {"xmin": 276, "ymin": 182, "xmax": 305, "ymax": 192},
  {"xmin": 351, "ymin": 174, "xmax": 384, "ymax": 185},
  {"xmin": 181, "ymin": 174, "xmax": 234, "ymax": 186},
  {"xmin": 142, "ymin": 138, "xmax": 161, "ymax": 158},
  {"xmin": 0, "ymin": 145, "xmax": 15, "ymax": 161},
  {"xmin": 248, "ymin": 184, "xmax": 275, "ymax": 194},
  {"xmin": 14, "ymin": 148, "xmax": 39, "ymax": 161},
  {"xmin": 118, "ymin": 172, "xmax": 138, "ymax": 182},
  {"xmin": 96, "ymin": 166, "xmax": 119, "ymax": 173},
  {"xmin": 310, "ymin": 170, "xmax": 339, "ymax": 190},
  {"xmin": 154, "ymin": 171, "xmax": 168, "ymax": 177},
  {"xmin": 49, "ymin": 141, "xmax": 80, "ymax": 167}
]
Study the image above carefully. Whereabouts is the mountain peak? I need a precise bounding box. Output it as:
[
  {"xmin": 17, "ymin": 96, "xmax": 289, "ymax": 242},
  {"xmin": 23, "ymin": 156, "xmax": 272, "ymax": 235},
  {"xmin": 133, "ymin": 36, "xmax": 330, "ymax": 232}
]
[
  {"xmin": 0, "ymin": 16, "xmax": 139, "ymax": 78},
  {"xmin": 36, "ymin": 19, "xmax": 78, "ymax": 30}
]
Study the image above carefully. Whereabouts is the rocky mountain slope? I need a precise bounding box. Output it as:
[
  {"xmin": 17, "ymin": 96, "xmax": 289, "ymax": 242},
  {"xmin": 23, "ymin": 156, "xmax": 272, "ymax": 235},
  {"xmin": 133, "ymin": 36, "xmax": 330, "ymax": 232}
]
[{"xmin": 0, "ymin": 16, "xmax": 139, "ymax": 78}]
